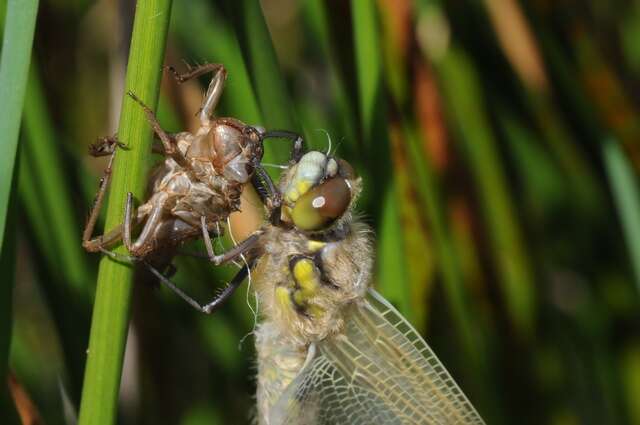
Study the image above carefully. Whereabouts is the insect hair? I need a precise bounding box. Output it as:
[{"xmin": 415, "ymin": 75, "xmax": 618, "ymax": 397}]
[{"xmin": 227, "ymin": 215, "xmax": 260, "ymax": 350}]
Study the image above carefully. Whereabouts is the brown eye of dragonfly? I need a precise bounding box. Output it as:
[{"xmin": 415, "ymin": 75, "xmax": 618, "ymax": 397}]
[{"xmin": 291, "ymin": 178, "xmax": 352, "ymax": 231}]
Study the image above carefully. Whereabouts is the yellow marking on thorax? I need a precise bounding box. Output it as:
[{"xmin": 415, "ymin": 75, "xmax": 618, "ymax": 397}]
[
  {"xmin": 307, "ymin": 240, "xmax": 326, "ymax": 252},
  {"xmin": 275, "ymin": 286, "xmax": 294, "ymax": 312},
  {"xmin": 292, "ymin": 259, "xmax": 320, "ymax": 298},
  {"xmin": 291, "ymin": 258, "xmax": 326, "ymax": 319},
  {"xmin": 304, "ymin": 303, "xmax": 325, "ymax": 319},
  {"xmin": 275, "ymin": 257, "xmax": 328, "ymax": 321}
]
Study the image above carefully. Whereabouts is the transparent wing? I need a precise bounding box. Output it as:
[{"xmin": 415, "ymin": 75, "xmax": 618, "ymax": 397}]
[{"xmin": 269, "ymin": 289, "xmax": 485, "ymax": 425}]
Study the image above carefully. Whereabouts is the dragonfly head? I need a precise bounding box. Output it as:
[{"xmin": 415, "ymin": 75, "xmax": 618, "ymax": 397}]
[{"xmin": 280, "ymin": 151, "xmax": 360, "ymax": 232}]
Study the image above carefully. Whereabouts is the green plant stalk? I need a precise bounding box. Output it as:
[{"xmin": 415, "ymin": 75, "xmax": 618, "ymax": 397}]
[
  {"xmin": 404, "ymin": 122, "xmax": 500, "ymax": 418},
  {"xmin": 21, "ymin": 61, "xmax": 93, "ymax": 295},
  {"xmin": 377, "ymin": 187, "xmax": 413, "ymax": 322},
  {"xmin": 526, "ymin": 92, "xmax": 601, "ymax": 211},
  {"xmin": 0, "ymin": 167, "xmax": 19, "ymax": 424},
  {"xmin": 173, "ymin": 0, "xmax": 293, "ymax": 170},
  {"xmin": 351, "ymin": 0, "xmax": 382, "ymax": 147},
  {"xmin": 603, "ymin": 138, "xmax": 640, "ymax": 291},
  {"xmin": 351, "ymin": 0, "xmax": 395, "ymax": 203},
  {"xmin": 0, "ymin": 0, "xmax": 38, "ymax": 419},
  {"xmin": 351, "ymin": 1, "xmax": 413, "ymax": 318},
  {"xmin": 77, "ymin": 1, "xmax": 173, "ymax": 423},
  {"xmin": 230, "ymin": 0, "xmax": 301, "ymax": 167},
  {"xmin": 0, "ymin": 0, "xmax": 38, "ymax": 255},
  {"xmin": 540, "ymin": 31, "xmax": 640, "ymax": 294},
  {"xmin": 173, "ymin": 0, "xmax": 261, "ymax": 124},
  {"xmin": 403, "ymin": 122, "xmax": 478, "ymax": 362},
  {"xmin": 18, "ymin": 145, "xmax": 90, "ymax": 399},
  {"xmin": 437, "ymin": 48, "xmax": 536, "ymax": 336},
  {"xmin": 237, "ymin": 0, "xmax": 298, "ymax": 134},
  {"xmin": 302, "ymin": 0, "xmax": 357, "ymax": 147}
]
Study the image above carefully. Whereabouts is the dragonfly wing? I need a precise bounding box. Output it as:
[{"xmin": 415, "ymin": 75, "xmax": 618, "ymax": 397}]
[
  {"xmin": 269, "ymin": 339, "xmax": 404, "ymax": 425},
  {"xmin": 270, "ymin": 289, "xmax": 485, "ymax": 425}
]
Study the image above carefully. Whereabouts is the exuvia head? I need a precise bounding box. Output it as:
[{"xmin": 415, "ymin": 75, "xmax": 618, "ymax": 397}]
[
  {"xmin": 186, "ymin": 120, "xmax": 263, "ymax": 184},
  {"xmin": 280, "ymin": 150, "xmax": 358, "ymax": 232}
]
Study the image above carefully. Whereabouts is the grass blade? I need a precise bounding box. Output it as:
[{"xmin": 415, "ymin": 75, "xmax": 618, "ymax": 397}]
[
  {"xmin": 437, "ymin": 48, "xmax": 536, "ymax": 336},
  {"xmin": 603, "ymin": 138, "xmax": 640, "ymax": 291},
  {"xmin": 21, "ymin": 61, "xmax": 93, "ymax": 295},
  {"xmin": 0, "ymin": 170, "xmax": 19, "ymax": 423},
  {"xmin": 0, "ymin": 0, "xmax": 39, "ymax": 254},
  {"xmin": 0, "ymin": 0, "xmax": 38, "ymax": 419},
  {"xmin": 236, "ymin": 0, "xmax": 298, "ymax": 133},
  {"xmin": 351, "ymin": 0, "xmax": 382, "ymax": 147},
  {"xmin": 301, "ymin": 0, "xmax": 357, "ymax": 147},
  {"xmin": 77, "ymin": 1, "xmax": 173, "ymax": 423},
  {"xmin": 173, "ymin": 0, "xmax": 261, "ymax": 124}
]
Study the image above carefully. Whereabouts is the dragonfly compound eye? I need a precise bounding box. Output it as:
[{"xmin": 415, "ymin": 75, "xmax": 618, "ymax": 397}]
[{"xmin": 291, "ymin": 178, "xmax": 351, "ymax": 231}]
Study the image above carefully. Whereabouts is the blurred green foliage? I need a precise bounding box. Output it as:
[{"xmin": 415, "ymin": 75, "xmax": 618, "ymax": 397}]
[{"xmin": 2, "ymin": 0, "xmax": 640, "ymax": 424}]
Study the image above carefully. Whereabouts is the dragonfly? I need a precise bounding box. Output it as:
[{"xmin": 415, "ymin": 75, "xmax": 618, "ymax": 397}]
[
  {"xmin": 82, "ymin": 63, "xmax": 302, "ymax": 313},
  {"xmin": 150, "ymin": 147, "xmax": 486, "ymax": 424}
]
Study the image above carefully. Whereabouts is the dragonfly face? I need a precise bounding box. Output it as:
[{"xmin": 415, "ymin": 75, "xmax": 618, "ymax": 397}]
[{"xmin": 279, "ymin": 151, "xmax": 360, "ymax": 232}]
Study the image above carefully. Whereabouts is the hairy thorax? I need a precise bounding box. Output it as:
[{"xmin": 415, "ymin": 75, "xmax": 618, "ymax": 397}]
[
  {"xmin": 253, "ymin": 216, "xmax": 374, "ymax": 347},
  {"xmin": 253, "ymin": 217, "xmax": 373, "ymax": 424}
]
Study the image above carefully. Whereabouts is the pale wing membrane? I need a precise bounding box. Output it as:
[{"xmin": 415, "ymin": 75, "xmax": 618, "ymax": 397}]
[{"xmin": 271, "ymin": 289, "xmax": 485, "ymax": 425}]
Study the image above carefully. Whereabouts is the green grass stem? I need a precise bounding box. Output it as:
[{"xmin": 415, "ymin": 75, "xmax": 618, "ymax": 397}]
[
  {"xmin": 540, "ymin": 31, "xmax": 640, "ymax": 294},
  {"xmin": 173, "ymin": 0, "xmax": 291, "ymax": 168},
  {"xmin": 603, "ymin": 138, "xmax": 640, "ymax": 292},
  {"xmin": 351, "ymin": 1, "xmax": 413, "ymax": 319},
  {"xmin": 21, "ymin": 62, "xmax": 93, "ymax": 295},
  {"xmin": 302, "ymin": 0, "xmax": 357, "ymax": 146},
  {"xmin": 0, "ymin": 0, "xmax": 38, "ymax": 419},
  {"xmin": 237, "ymin": 0, "xmax": 298, "ymax": 134},
  {"xmin": 351, "ymin": 0, "xmax": 382, "ymax": 147},
  {"xmin": 18, "ymin": 61, "xmax": 97, "ymax": 398},
  {"xmin": 77, "ymin": 1, "xmax": 173, "ymax": 423},
  {"xmin": 403, "ymin": 121, "xmax": 479, "ymax": 358},
  {"xmin": 0, "ymin": 171, "xmax": 19, "ymax": 423},
  {"xmin": 0, "ymin": 0, "xmax": 39, "ymax": 254},
  {"xmin": 438, "ymin": 48, "xmax": 536, "ymax": 336}
]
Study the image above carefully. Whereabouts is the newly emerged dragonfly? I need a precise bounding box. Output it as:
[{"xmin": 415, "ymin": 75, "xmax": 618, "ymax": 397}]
[
  {"xmin": 82, "ymin": 63, "xmax": 302, "ymax": 312},
  {"xmin": 149, "ymin": 148, "xmax": 485, "ymax": 424}
]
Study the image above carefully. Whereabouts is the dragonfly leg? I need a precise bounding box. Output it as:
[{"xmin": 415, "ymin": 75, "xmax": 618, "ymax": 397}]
[
  {"xmin": 252, "ymin": 165, "xmax": 281, "ymax": 205},
  {"xmin": 143, "ymin": 260, "xmax": 250, "ymax": 314},
  {"xmin": 83, "ymin": 137, "xmax": 127, "ymax": 252},
  {"xmin": 98, "ymin": 246, "xmax": 138, "ymax": 264},
  {"xmin": 127, "ymin": 91, "xmax": 190, "ymax": 169},
  {"xmin": 200, "ymin": 216, "xmax": 261, "ymax": 266},
  {"xmin": 260, "ymin": 130, "xmax": 305, "ymax": 163},
  {"xmin": 251, "ymin": 166, "xmax": 284, "ymax": 226},
  {"xmin": 123, "ymin": 192, "xmax": 165, "ymax": 257},
  {"xmin": 167, "ymin": 63, "xmax": 226, "ymax": 126}
]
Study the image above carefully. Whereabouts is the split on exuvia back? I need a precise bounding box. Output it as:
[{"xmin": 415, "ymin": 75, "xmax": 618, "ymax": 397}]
[{"xmin": 83, "ymin": 64, "xmax": 485, "ymax": 424}]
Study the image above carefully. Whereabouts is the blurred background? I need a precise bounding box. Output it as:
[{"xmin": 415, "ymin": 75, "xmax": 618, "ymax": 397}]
[{"xmin": 3, "ymin": 0, "xmax": 640, "ymax": 423}]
